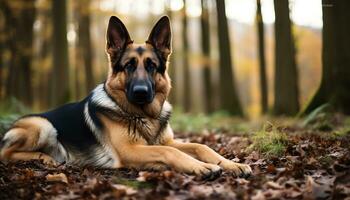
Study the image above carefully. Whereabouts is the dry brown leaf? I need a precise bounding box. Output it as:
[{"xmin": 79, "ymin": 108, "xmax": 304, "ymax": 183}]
[
  {"xmin": 189, "ymin": 185, "xmax": 214, "ymax": 198},
  {"xmin": 284, "ymin": 188, "xmax": 302, "ymax": 198},
  {"xmin": 251, "ymin": 190, "xmax": 266, "ymax": 200},
  {"xmin": 112, "ymin": 184, "xmax": 137, "ymax": 195},
  {"xmin": 46, "ymin": 173, "xmax": 68, "ymax": 183},
  {"xmin": 266, "ymin": 181, "xmax": 284, "ymax": 189},
  {"xmin": 263, "ymin": 189, "xmax": 283, "ymax": 199},
  {"xmin": 304, "ymin": 176, "xmax": 332, "ymax": 200}
]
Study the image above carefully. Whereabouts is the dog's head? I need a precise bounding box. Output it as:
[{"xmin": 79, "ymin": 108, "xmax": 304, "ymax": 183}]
[{"xmin": 105, "ymin": 16, "xmax": 172, "ymax": 117}]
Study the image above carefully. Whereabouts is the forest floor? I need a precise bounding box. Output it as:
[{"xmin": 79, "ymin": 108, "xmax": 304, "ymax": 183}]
[{"xmin": 0, "ymin": 110, "xmax": 349, "ymax": 199}]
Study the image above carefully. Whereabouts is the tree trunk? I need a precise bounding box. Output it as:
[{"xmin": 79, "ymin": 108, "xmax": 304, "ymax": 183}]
[
  {"xmin": 201, "ymin": 0, "xmax": 213, "ymax": 113},
  {"xmin": 273, "ymin": 0, "xmax": 299, "ymax": 115},
  {"xmin": 0, "ymin": 62, "xmax": 2, "ymax": 99},
  {"xmin": 2, "ymin": 0, "xmax": 36, "ymax": 106},
  {"xmin": 36, "ymin": 0, "xmax": 52, "ymax": 110},
  {"xmin": 76, "ymin": 0, "xmax": 94, "ymax": 95},
  {"xmin": 1, "ymin": 1, "xmax": 17, "ymax": 102},
  {"xmin": 0, "ymin": 4, "xmax": 5, "ymax": 100},
  {"xmin": 51, "ymin": 0, "xmax": 70, "ymax": 106},
  {"xmin": 256, "ymin": 0, "xmax": 268, "ymax": 114},
  {"xmin": 182, "ymin": 0, "xmax": 191, "ymax": 112},
  {"xmin": 215, "ymin": 0, "xmax": 243, "ymax": 116},
  {"xmin": 302, "ymin": 0, "xmax": 350, "ymax": 115}
]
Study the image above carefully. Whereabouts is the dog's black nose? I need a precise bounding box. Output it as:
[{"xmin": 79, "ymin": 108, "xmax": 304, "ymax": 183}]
[
  {"xmin": 127, "ymin": 81, "xmax": 154, "ymax": 105},
  {"xmin": 133, "ymin": 85, "xmax": 148, "ymax": 99}
]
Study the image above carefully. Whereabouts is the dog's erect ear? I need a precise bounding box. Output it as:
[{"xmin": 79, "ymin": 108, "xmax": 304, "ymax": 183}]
[
  {"xmin": 106, "ymin": 16, "xmax": 132, "ymax": 52},
  {"xmin": 146, "ymin": 16, "xmax": 172, "ymax": 59}
]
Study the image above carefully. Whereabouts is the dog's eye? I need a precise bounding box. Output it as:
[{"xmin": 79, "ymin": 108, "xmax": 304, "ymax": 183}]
[
  {"xmin": 145, "ymin": 58, "xmax": 156, "ymax": 73},
  {"xmin": 125, "ymin": 58, "xmax": 137, "ymax": 72}
]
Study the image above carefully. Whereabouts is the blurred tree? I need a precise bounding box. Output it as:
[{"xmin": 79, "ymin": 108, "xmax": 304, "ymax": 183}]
[
  {"xmin": 201, "ymin": 0, "xmax": 213, "ymax": 113},
  {"xmin": 0, "ymin": 3, "xmax": 5, "ymax": 99},
  {"xmin": 37, "ymin": 0, "xmax": 52, "ymax": 110},
  {"xmin": 256, "ymin": 0, "xmax": 268, "ymax": 114},
  {"xmin": 2, "ymin": 0, "xmax": 36, "ymax": 106},
  {"xmin": 302, "ymin": 0, "xmax": 350, "ymax": 115},
  {"xmin": 182, "ymin": 0, "xmax": 191, "ymax": 112},
  {"xmin": 0, "ymin": 58, "xmax": 2, "ymax": 99},
  {"xmin": 51, "ymin": 0, "xmax": 70, "ymax": 106},
  {"xmin": 215, "ymin": 0, "xmax": 243, "ymax": 116},
  {"xmin": 0, "ymin": 1, "xmax": 13, "ymax": 102},
  {"xmin": 273, "ymin": 0, "xmax": 299, "ymax": 115},
  {"xmin": 75, "ymin": 0, "xmax": 94, "ymax": 96}
]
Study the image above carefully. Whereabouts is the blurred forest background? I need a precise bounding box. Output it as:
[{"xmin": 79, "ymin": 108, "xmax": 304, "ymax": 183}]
[
  {"xmin": 2, "ymin": 1, "xmax": 350, "ymax": 198},
  {"xmin": 0, "ymin": 0, "xmax": 349, "ymax": 120}
]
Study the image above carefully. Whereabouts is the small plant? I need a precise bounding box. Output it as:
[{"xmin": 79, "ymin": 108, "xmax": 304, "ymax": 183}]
[
  {"xmin": 0, "ymin": 97, "xmax": 30, "ymax": 115},
  {"xmin": 334, "ymin": 117, "xmax": 350, "ymax": 137},
  {"xmin": 302, "ymin": 104, "xmax": 334, "ymax": 131},
  {"xmin": 0, "ymin": 114, "xmax": 21, "ymax": 135},
  {"xmin": 332, "ymin": 127, "xmax": 350, "ymax": 138},
  {"xmin": 0, "ymin": 97, "xmax": 30, "ymax": 135},
  {"xmin": 249, "ymin": 122, "xmax": 288, "ymax": 157},
  {"xmin": 318, "ymin": 155, "xmax": 333, "ymax": 168}
]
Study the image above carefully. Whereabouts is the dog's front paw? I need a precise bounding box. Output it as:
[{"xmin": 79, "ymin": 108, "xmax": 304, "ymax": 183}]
[
  {"xmin": 38, "ymin": 153, "xmax": 57, "ymax": 166},
  {"xmin": 192, "ymin": 162, "xmax": 222, "ymax": 180},
  {"xmin": 221, "ymin": 161, "xmax": 252, "ymax": 178}
]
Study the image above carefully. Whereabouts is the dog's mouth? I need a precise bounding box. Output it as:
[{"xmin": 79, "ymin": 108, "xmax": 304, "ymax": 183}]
[
  {"xmin": 133, "ymin": 98, "xmax": 153, "ymax": 105},
  {"xmin": 129, "ymin": 96, "xmax": 154, "ymax": 105}
]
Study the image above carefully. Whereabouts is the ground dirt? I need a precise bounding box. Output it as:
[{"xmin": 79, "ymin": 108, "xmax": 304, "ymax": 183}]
[{"xmin": 0, "ymin": 124, "xmax": 349, "ymax": 200}]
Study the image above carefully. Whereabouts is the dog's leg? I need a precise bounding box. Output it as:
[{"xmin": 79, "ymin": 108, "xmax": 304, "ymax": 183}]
[
  {"xmin": 0, "ymin": 117, "xmax": 58, "ymax": 165},
  {"xmin": 165, "ymin": 140, "xmax": 252, "ymax": 177},
  {"xmin": 100, "ymin": 115, "xmax": 221, "ymax": 179},
  {"xmin": 8, "ymin": 152, "xmax": 56, "ymax": 165},
  {"xmin": 118, "ymin": 145, "xmax": 222, "ymax": 179}
]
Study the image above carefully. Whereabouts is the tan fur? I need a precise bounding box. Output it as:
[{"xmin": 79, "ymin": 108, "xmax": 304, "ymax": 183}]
[
  {"xmin": 162, "ymin": 128, "xmax": 252, "ymax": 176},
  {"xmin": 99, "ymin": 114, "xmax": 221, "ymax": 174},
  {"xmin": 8, "ymin": 152, "xmax": 56, "ymax": 165}
]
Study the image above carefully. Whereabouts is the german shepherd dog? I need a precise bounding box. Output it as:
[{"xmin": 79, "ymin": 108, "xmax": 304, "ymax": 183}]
[{"xmin": 0, "ymin": 16, "xmax": 251, "ymax": 179}]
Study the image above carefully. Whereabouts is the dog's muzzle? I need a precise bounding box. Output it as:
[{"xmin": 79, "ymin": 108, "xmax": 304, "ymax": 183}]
[{"xmin": 127, "ymin": 81, "xmax": 154, "ymax": 105}]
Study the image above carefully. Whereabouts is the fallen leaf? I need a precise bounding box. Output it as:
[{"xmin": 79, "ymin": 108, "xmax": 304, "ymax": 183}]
[
  {"xmin": 251, "ymin": 190, "xmax": 266, "ymax": 200},
  {"xmin": 46, "ymin": 173, "xmax": 68, "ymax": 183},
  {"xmin": 266, "ymin": 181, "xmax": 284, "ymax": 190},
  {"xmin": 266, "ymin": 164, "xmax": 277, "ymax": 174},
  {"xmin": 189, "ymin": 185, "xmax": 214, "ymax": 198},
  {"xmin": 304, "ymin": 176, "xmax": 331, "ymax": 200},
  {"xmin": 284, "ymin": 188, "xmax": 302, "ymax": 198},
  {"xmin": 112, "ymin": 184, "xmax": 137, "ymax": 195},
  {"xmin": 263, "ymin": 189, "xmax": 283, "ymax": 199}
]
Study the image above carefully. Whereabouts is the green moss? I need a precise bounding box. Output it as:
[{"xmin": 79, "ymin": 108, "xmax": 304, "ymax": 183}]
[
  {"xmin": 328, "ymin": 117, "xmax": 350, "ymax": 138},
  {"xmin": 0, "ymin": 97, "xmax": 30, "ymax": 135},
  {"xmin": 0, "ymin": 97, "xmax": 30, "ymax": 116},
  {"xmin": 332, "ymin": 127, "xmax": 350, "ymax": 137},
  {"xmin": 112, "ymin": 177, "xmax": 153, "ymax": 189},
  {"xmin": 249, "ymin": 123, "xmax": 288, "ymax": 157},
  {"xmin": 302, "ymin": 104, "xmax": 334, "ymax": 131},
  {"xmin": 318, "ymin": 155, "xmax": 333, "ymax": 168},
  {"xmin": 170, "ymin": 108, "xmax": 252, "ymax": 134},
  {"xmin": 0, "ymin": 114, "xmax": 21, "ymax": 135}
]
